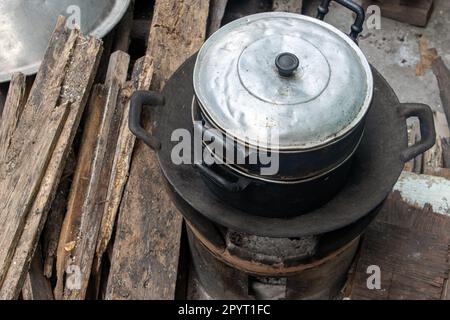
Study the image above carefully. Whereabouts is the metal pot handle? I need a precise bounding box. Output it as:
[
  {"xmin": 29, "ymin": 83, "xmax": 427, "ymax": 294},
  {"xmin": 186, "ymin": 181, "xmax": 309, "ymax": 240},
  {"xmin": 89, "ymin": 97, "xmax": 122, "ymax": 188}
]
[
  {"xmin": 195, "ymin": 163, "xmax": 251, "ymax": 193},
  {"xmin": 316, "ymin": 0, "xmax": 365, "ymax": 42},
  {"xmin": 397, "ymin": 103, "xmax": 436, "ymax": 162},
  {"xmin": 129, "ymin": 90, "xmax": 165, "ymax": 150}
]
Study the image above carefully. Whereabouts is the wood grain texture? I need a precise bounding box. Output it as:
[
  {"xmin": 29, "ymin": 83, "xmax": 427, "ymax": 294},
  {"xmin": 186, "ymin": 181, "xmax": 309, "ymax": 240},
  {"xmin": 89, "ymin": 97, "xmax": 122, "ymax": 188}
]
[
  {"xmin": 350, "ymin": 173, "xmax": 450, "ymax": 300},
  {"xmin": 106, "ymin": 0, "xmax": 210, "ymax": 300},
  {"xmin": 0, "ymin": 17, "xmax": 103, "ymax": 299},
  {"xmin": 0, "ymin": 68, "xmax": 70, "ymax": 290},
  {"xmin": 54, "ymin": 51, "xmax": 130, "ymax": 300},
  {"xmin": 93, "ymin": 60, "xmax": 145, "ymax": 276},
  {"xmin": 53, "ymin": 85, "xmax": 107, "ymax": 299},
  {"xmin": 0, "ymin": 73, "xmax": 27, "ymax": 160}
]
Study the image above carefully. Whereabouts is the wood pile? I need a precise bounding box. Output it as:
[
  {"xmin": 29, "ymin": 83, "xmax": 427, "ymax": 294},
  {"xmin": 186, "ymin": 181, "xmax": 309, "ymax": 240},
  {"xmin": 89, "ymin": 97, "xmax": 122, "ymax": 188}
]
[{"xmin": 0, "ymin": 0, "xmax": 448, "ymax": 301}]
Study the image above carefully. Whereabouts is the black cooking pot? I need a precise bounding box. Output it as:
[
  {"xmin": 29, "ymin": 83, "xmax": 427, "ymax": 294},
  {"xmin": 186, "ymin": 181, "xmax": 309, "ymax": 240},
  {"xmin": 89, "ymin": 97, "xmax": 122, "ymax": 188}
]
[
  {"xmin": 191, "ymin": 1, "xmax": 372, "ymax": 182},
  {"xmin": 128, "ymin": 1, "xmax": 436, "ymax": 218}
]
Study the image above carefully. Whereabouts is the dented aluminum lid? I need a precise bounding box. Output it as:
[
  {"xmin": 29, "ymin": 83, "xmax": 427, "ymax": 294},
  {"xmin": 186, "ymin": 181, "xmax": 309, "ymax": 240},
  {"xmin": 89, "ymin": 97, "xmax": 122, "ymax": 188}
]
[{"xmin": 193, "ymin": 12, "xmax": 373, "ymax": 150}]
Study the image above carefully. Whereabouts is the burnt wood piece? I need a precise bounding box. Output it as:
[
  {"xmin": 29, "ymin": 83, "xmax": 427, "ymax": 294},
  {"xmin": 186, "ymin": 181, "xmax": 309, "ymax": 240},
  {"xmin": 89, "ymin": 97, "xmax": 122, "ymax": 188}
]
[
  {"xmin": 362, "ymin": 0, "xmax": 434, "ymax": 27},
  {"xmin": 351, "ymin": 172, "xmax": 450, "ymax": 300},
  {"xmin": 0, "ymin": 17, "xmax": 102, "ymax": 299},
  {"xmin": 21, "ymin": 247, "xmax": 54, "ymax": 300},
  {"xmin": 54, "ymin": 51, "xmax": 130, "ymax": 300},
  {"xmin": 106, "ymin": 0, "xmax": 210, "ymax": 300},
  {"xmin": 208, "ymin": 0, "xmax": 229, "ymax": 36}
]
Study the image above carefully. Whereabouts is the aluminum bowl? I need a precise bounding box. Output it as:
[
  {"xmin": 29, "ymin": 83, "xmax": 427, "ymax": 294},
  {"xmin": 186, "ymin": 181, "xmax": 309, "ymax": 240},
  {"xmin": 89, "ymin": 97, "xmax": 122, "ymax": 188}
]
[{"xmin": 0, "ymin": 0, "xmax": 130, "ymax": 82}]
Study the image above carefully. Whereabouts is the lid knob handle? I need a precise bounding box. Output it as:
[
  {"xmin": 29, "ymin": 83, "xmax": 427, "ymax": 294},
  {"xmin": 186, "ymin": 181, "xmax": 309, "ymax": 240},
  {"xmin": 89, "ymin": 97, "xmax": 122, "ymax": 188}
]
[{"xmin": 275, "ymin": 52, "xmax": 299, "ymax": 78}]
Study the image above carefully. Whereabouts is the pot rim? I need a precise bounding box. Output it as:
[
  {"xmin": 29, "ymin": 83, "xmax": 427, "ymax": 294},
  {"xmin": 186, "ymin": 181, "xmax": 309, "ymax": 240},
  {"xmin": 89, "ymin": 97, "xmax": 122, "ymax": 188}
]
[
  {"xmin": 192, "ymin": 95, "xmax": 368, "ymax": 154},
  {"xmin": 201, "ymin": 130, "xmax": 364, "ymax": 184}
]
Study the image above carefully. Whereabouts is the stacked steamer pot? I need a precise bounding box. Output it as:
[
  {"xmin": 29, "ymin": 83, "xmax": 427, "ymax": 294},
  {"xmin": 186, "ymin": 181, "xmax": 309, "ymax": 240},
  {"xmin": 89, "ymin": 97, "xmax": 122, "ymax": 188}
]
[{"xmin": 192, "ymin": 9, "xmax": 372, "ymax": 217}]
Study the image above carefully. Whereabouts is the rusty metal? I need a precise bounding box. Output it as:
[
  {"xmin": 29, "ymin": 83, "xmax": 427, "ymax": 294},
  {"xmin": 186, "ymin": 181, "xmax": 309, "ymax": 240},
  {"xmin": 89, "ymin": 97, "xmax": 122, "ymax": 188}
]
[
  {"xmin": 186, "ymin": 222, "xmax": 360, "ymax": 300},
  {"xmin": 187, "ymin": 221, "xmax": 359, "ymax": 277}
]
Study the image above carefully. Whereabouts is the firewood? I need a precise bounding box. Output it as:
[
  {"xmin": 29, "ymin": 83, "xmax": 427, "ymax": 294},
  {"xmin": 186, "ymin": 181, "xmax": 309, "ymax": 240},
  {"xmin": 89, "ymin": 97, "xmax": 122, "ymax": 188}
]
[
  {"xmin": 0, "ymin": 17, "xmax": 102, "ymax": 299},
  {"xmin": 106, "ymin": 0, "xmax": 210, "ymax": 300},
  {"xmin": 54, "ymin": 51, "xmax": 130, "ymax": 300},
  {"xmin": 93, "ymin": 59, "xmax": 145, "ymax": 277}
]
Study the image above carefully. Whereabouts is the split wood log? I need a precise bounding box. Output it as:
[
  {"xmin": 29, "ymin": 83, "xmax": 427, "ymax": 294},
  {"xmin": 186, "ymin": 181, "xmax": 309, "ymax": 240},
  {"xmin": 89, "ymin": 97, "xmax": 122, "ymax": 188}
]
[
  {"xmin": 106, "ymin": 0, "xmax": 210, "ymax": 300},
  {"xmin": 55, "ymin": 50, "xmax": 130, "ymax": 301},
  {"xmin": 54, "ymin": 84, "xmax": 108, "ymax": 299},
  {"xmin": 273, "ymin": 0, "xmax": 303, "ymax": 13},
  {"xmin": 0, "ymin": 17, "xmax": 102, "ymax": 300},
  {"xmin": 93, "ymin": 59, "xmax": 146, "ymax": 276},
  {"xmin": 208, "ymin": 0, "xmax": 229, "ymax": 36},
  {"xmin": 21, "ymin": 247, "xmax": 54, "ymax": 300}
]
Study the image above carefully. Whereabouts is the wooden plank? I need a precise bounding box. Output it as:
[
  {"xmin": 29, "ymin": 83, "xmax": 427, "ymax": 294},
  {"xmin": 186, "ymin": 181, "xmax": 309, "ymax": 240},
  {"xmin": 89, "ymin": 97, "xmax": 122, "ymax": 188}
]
[
  {"xmin": 53, "ymin": 84, "xmax": 107, "ymax": 299},
  {"xmin": 93, "ymin": 60, "xmax": 145, "ymax": 276},
  {"xmin": 0, "ymin": 73, "xmax": 27, "ymax": 160},
  {"xmin": 362, "ymin": 0, "xmax": 434, "ymax": 27},
  {"xmin": 106, "ymin": 0, "xmax": 210, "ymax": 300},
  {"xmin": 208, "ymin": 0, "xmax": 229, "ymax": 36},
  {"xmin": 54, "ymin": 51, "xmax": 130, "ymax": 300},
  {"xmin": 0, "ymin": 17, "xmax": 103, "ymax": 300},
  {"xmin": 272, "ymin": 0, "xmax": 303, "ymax": 12},
  {"xmin": 22, "ymin": 247, "xmax": 54, "ymax": 300},
  {"xmin": 0, "ymin": 81, "xmax": 70, "ymax": 288},
  {"xmin": 351, "ymin": 172, "xmax": 450, "ymax": 300}
]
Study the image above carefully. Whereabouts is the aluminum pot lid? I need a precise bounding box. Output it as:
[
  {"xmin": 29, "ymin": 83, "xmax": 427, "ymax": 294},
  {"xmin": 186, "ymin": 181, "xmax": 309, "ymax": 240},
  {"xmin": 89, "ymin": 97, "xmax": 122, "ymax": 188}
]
[{"xmin": 193, "ymin": 12, "xmax": 373, "ymax": 150}]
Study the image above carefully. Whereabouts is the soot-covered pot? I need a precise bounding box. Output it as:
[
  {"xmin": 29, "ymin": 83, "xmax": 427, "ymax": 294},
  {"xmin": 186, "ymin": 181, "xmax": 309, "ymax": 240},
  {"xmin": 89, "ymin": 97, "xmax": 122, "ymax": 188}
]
[{"xmin": 128, "ymin": 0, "xmax": 436, "ymax": 217}]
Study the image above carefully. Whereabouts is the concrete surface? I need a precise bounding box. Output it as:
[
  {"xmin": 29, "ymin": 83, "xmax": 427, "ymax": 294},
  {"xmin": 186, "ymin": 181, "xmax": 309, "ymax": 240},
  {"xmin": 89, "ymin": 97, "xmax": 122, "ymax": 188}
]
[{"xmin": 305, "ymin": 0, "xmax": 450, "ymax": 113}]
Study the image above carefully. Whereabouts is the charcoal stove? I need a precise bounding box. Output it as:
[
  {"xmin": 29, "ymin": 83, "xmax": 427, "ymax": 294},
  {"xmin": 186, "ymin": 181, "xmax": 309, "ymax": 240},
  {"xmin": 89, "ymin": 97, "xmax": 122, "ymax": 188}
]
[
  {"xmin": 128, "ymin": 53, "xmax": 434, "ymax": 299},
  {"xmin": 128, "ymin": 3, "xmax": 435, "ymax": 300}
]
